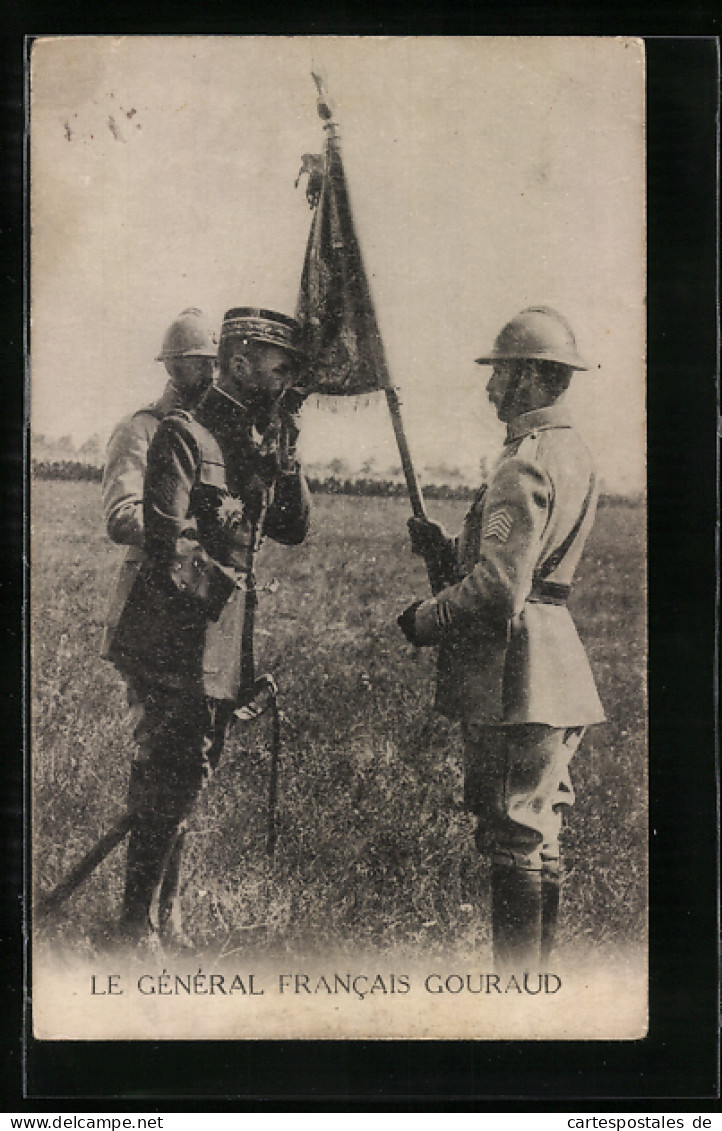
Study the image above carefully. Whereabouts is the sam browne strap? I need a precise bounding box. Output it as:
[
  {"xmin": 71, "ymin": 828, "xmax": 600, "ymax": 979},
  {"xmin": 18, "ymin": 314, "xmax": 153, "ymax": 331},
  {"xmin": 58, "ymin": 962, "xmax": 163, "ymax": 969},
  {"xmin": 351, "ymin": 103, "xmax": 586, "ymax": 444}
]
[{"xmin": 535, "ymin": 471, "xmax": 597, "ymax": 584}]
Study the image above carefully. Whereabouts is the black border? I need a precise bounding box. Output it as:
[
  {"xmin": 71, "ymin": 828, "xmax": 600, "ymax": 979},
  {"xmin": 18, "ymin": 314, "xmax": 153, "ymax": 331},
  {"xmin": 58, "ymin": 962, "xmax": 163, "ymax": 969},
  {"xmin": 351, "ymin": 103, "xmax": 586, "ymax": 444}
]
[
  {"xmin": 1, "ymin": 25, "xmax": 27, "ymax": 1112},
  {"xmin": 3, "ymin": 30, "xmax": 719, "ymax": 1109}
]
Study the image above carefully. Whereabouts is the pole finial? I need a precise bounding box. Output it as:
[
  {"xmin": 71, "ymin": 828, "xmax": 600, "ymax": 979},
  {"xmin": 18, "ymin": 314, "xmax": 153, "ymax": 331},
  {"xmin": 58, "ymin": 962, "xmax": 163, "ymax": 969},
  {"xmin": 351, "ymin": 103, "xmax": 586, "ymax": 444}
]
[{"xmin": 311, "ymin": 70, "xmax": 335, "ymax": 122}]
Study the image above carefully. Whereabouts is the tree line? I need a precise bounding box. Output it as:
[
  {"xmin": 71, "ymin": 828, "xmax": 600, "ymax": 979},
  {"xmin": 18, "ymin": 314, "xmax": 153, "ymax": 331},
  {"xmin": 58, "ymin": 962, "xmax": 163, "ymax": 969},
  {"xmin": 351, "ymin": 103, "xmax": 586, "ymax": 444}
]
[
  {"xmin": 30, "ymin": 459, "xmax": 478, "ymax": 499},
  {"xmin": 29, "ymin": 459, "xmax": 642, "ymax": 508}
]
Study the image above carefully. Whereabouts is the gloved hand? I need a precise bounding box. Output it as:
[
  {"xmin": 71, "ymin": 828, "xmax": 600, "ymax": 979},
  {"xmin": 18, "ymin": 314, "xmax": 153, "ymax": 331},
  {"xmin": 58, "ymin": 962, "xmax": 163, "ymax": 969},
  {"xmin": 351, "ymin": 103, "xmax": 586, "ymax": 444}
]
[
  {"xmin": 278, "ymin": 385, "xmax": 308, "ymax": 419},
  {"xmin": 277, "ymin": 386, "xmax": 307, "ymax": 469},
  {"xmin": 169, "ymin": 536, "xmax": 238, "ymax": 620},
  {"xmin": 397, "ymin": 600, "xmax": 424, "ymax": 646},
  {"xmin": 408, "ymin": 516, "xmax": 451, "ymax": 558}
]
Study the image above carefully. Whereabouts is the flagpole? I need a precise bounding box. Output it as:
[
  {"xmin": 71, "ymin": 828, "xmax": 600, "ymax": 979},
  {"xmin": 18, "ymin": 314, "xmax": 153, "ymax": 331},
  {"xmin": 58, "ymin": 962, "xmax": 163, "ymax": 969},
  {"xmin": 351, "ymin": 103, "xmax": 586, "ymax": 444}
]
[{"xmin": 382, "ymin": 386, "xmax": 426, "ymax": 519}]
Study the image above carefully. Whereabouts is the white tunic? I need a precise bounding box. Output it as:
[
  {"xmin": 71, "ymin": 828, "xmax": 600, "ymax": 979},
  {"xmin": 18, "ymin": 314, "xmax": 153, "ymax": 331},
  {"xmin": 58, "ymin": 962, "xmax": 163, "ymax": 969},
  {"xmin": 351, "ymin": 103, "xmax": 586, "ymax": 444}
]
[{"xmin": 414, "ymin": 402, "xmax": 605, "ymax": 726}]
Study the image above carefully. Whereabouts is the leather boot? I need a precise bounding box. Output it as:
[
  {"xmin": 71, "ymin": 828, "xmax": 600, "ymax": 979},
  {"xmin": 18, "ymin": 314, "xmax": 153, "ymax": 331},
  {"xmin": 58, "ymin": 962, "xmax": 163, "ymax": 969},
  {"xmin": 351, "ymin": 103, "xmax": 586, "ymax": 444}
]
[
  {"xmin": 121, "ymin": 813, "xmax": 180, "ymax": 941},
  {"xmin": 157, "ymin": 830, "xmax": 195, "ymax": 949},
  {"xmin": 491, "ymin": 862, "xmax": 542, "ymax": 972},
  {"xmin": 540, "ymin": 873, "xmax": 560, "ymax": 965}
]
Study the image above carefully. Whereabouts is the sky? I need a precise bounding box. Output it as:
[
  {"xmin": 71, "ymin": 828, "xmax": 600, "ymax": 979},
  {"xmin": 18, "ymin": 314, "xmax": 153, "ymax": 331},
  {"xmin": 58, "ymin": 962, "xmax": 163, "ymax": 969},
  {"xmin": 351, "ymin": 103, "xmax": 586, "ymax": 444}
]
[{"xmin": 30, "ymin": 36, "xmax": 646, "ymax": 493}]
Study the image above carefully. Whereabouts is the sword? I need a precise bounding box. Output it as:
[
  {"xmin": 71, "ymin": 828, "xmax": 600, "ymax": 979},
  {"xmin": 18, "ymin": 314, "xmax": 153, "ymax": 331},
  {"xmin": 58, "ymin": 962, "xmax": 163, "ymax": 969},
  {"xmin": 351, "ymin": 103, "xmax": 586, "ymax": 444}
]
[{"xmin": 35, "ymin": 811, "xmax": 133, "ymax": 918}]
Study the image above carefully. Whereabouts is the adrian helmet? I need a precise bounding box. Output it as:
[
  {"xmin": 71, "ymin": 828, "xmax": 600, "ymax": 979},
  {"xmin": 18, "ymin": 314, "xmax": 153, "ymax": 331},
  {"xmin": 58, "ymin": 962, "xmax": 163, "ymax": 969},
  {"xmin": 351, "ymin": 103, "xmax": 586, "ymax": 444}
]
[
  {"xmin": 475, "ymin": 306, "xmax": 589, "ymax": 371},
  {"xmin": 156, "ymin": 308, "xmax": 218, "ymax": 361}
]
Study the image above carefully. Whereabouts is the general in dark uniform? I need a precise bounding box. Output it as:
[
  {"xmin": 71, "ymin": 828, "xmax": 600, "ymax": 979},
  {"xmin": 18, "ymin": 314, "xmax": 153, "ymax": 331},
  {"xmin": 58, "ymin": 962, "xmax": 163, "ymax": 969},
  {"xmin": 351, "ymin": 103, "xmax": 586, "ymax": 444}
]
[
  {"xmin": 104, "ymin": 308, "xmax": 311, "ymax": 948},
  {"xmin": 399, "ymin": 307, "xmax": 604, "ymax": 970}
]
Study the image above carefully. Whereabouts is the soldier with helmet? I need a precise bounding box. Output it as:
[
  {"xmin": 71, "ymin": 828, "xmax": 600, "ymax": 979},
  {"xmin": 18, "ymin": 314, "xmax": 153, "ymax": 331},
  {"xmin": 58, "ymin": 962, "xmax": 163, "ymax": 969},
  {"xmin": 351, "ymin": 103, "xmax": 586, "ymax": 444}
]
[
  {"xmin": 398, "ymin": 306, "xmax": 605, "ymax": 971},
  {"xmin": 100, "ymin": 307, "xmax": 217, "ymax": 943},
  {"xmin": 103, "ymin": 307, "xmax": 310, "ymax": 950}
]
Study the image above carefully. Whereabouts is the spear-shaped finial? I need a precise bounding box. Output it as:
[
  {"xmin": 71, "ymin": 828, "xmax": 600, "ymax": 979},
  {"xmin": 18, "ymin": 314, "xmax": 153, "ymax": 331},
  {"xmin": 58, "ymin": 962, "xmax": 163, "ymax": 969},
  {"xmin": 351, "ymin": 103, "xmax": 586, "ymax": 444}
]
[{"xmin": 311, "ymin": 70, "xmax": 335, "ymax": 122}]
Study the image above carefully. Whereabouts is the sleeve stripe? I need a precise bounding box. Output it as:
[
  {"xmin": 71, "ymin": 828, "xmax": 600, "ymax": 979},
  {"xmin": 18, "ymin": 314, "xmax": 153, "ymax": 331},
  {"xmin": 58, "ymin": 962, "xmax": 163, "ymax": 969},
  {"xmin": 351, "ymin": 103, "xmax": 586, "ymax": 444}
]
[{"xmin": 435, "ymin": 600, "xmax": 454, "ymax": 630}]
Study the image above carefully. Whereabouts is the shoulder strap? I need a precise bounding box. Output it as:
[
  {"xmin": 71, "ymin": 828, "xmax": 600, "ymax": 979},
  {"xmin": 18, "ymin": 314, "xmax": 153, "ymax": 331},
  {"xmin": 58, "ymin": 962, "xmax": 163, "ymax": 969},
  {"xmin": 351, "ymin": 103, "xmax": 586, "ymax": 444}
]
[
  {"xmin": 131, "ymin": 402, "xmax": 167, "ymax": 423},
  {"xmin": 180, "ymin": 412, "xmax": 225, "ymax": 462},
  {"xmin": 535, "ymin": 471, "xmax": 596, "ymax": 581}
]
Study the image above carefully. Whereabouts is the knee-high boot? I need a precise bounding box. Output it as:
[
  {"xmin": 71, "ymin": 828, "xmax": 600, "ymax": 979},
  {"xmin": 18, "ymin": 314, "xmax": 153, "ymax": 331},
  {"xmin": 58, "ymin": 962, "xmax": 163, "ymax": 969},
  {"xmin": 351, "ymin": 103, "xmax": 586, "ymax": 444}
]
[
  {"xmin": 121, "ymin": 813, "xmax": 181, "ymax": 939},
  {"xmin": 540, "ymin": 869, "xmax": 561, "ymax": 965},
  {"xmin": 490, "ymin": 862, "xmax": 543, "ymax": 972},
  {"xmin": 157, "ymin": 829, "xmax": 186, "ymax": 942}
]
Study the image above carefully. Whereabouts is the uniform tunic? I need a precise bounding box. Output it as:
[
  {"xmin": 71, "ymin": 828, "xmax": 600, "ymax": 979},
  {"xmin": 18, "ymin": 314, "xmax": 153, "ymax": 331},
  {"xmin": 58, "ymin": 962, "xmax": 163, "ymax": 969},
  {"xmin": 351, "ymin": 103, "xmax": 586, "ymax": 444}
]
[
  {"xmin": 107, "ymin": 386, "xmax": 311, "ymax": 700},
  {"xmin": 413, "ymin": 402, "xmax": 604, "ymax": 871},
  {"xmin": 414, "ymin": 402, "xmax": 605, "ymax": 727}
]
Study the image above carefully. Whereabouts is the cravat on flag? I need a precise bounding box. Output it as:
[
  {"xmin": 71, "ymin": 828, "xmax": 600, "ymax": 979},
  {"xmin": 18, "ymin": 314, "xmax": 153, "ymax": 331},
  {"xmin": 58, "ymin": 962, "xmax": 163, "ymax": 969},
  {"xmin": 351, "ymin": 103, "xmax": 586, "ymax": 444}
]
[{"xmin": 295, "ymin": 84, "xmax": 390, "ymax": 398}]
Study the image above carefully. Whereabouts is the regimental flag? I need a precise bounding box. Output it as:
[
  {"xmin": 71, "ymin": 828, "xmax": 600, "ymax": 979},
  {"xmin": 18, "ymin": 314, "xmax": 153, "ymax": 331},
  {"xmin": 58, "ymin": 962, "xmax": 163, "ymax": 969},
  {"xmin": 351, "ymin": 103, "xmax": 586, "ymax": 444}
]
[{"xmin": 295, "ymin": 82, "xmax": 391, "ymax": 397}]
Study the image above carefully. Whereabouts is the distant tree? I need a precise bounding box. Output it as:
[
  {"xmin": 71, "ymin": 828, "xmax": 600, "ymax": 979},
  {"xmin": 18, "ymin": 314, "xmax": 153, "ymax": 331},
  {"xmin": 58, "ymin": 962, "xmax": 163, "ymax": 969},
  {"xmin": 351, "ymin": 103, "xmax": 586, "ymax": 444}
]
[
  {"xmin": 360, "ymin": 457, "xmax": 377, "ymax": 477},
  {"xmin": 424, "ymin": 462, "xmax": 462, "ymax": 481},
  {"xmin": 327, "ymin": 457, "xmax": 349, "ymax": 478},
  {"xmin": 77, "ymin": 434, "xmax": 103, "ymax": 465},
  {"xmin": 56, "ymin": 435, "xmax": 74, "ymax": 453},
  {"xmin": 78, "ymin": 433, "xmax": 101, "ymax": 456}
]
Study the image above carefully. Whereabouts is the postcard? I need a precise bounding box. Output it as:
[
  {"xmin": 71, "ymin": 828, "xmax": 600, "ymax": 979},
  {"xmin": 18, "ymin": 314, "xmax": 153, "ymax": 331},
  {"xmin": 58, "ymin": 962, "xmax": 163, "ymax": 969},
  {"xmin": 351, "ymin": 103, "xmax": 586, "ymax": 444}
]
[{"xmin": 30, "ymin": 35, "xmax": 647, "ymax": 1040}]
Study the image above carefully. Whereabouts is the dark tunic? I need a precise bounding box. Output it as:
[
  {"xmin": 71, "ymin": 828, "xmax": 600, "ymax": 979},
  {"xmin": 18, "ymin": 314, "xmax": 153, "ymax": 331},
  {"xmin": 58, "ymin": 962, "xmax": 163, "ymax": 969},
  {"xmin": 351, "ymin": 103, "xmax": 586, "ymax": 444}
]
[{"xmin": 107, "ymin": 386, "xmax": 310, "ymax": 698}]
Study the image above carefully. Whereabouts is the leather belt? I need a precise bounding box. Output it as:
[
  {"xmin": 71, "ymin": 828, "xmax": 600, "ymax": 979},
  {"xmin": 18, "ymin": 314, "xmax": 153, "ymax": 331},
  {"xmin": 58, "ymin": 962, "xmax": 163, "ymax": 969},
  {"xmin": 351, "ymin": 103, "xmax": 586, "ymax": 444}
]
[{"xmin": 528, "ymin": 579, "xmax": 571, "ymax": 605}]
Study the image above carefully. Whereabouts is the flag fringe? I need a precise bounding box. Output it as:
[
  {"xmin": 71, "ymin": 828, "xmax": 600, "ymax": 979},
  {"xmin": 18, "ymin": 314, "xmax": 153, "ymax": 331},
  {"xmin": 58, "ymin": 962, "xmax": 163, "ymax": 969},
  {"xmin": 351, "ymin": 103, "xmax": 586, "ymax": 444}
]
[{"xmin": 309, "ymin": 391, "xmax": 383, "ymax": 412}]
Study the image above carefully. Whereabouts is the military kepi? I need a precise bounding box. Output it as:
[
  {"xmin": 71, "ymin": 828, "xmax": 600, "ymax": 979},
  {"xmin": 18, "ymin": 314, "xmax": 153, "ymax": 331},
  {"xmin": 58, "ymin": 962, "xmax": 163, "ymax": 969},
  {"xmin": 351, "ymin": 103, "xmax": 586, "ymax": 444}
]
[{"xmin": 220, "ymin": 307, "xmax": 304, "ymax": 356}]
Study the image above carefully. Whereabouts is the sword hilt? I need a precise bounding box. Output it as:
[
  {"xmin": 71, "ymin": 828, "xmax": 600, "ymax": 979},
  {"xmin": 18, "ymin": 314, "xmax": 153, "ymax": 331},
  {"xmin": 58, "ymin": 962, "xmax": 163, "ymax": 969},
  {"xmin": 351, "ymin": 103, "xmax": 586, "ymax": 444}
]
[{"xmin": 233, "ymin": 674, "xmax": 278, "ymax": 723}]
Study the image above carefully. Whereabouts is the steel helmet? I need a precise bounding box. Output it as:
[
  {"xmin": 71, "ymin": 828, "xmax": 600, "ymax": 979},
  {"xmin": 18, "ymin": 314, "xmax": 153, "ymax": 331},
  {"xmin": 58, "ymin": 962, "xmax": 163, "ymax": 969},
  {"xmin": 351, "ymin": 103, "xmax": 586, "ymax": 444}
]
[
  {"xmin": 156, "ymin": 308, "xmax": 218, "ymax": 361},
  {"xmin": 475, "ymin": 306, "xmax": 588, "ymax": 371}
]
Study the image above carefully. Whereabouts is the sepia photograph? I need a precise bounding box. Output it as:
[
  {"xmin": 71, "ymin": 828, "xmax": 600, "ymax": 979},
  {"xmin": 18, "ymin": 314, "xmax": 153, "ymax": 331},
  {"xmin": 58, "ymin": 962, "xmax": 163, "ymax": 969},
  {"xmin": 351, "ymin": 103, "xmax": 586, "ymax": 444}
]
[{"xmin": 29, "ymin": 35, "xmax": 647, "ymax": 1041}]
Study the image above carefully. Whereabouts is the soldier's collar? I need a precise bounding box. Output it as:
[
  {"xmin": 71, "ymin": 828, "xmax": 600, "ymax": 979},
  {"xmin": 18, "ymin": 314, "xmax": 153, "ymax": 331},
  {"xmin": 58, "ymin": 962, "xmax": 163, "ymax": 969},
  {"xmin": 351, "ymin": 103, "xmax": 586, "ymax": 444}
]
[
  {"xmin": 212, "ymin": 384, "xmax": 248, "ymax": 415},
  {"xmin": 196, "ymin": 385, "xmax": 253, "ymax": 437},
  {"xmin": 505, "ymin": 404, "xmax": 572, "ymax": 444},
  {"xmin": 153, "ymin": 381, "xmax": 187, "ymax": 416}
]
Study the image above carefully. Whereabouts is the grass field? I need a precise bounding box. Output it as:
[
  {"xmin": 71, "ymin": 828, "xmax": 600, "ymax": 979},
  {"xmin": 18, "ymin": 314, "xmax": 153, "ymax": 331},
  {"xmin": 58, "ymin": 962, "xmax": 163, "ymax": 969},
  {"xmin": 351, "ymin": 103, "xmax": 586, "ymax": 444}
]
[{"xmin": 31, "ymin": 479, "xmax": 646, "ymax": 964}]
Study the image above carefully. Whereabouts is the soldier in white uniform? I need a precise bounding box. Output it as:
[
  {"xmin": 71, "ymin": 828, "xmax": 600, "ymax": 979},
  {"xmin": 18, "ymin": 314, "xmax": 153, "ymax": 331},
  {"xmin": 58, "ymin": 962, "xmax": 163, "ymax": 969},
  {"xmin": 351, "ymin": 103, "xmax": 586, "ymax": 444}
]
[{"xmin": 398, "ymin": 307, "xmax": 605, "ymax": 970}]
